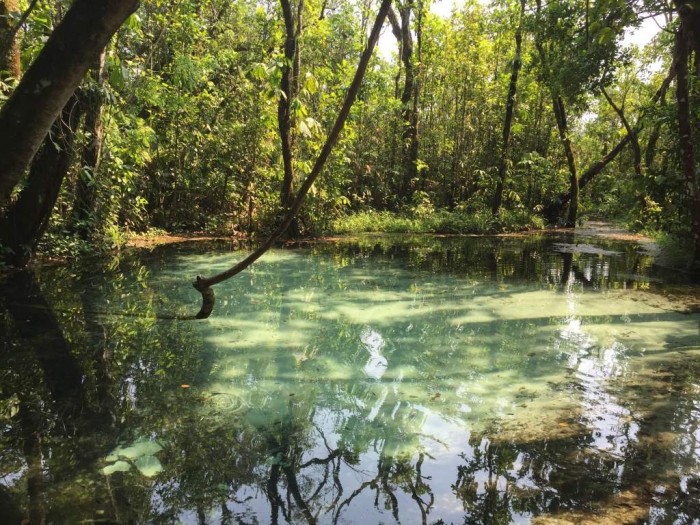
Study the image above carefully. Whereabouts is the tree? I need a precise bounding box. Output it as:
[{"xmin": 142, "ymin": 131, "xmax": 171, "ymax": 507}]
[
  {"xmin": 0, "ymin": 94, "xmax": 83, "ymax": 266},
  {"xmin": 0, "ymin": 0, "xmax": 139, "ymax": 209},
  {"xmin": 192, "ymin": 0, "xmax": 394, "ymax": 319},
  {"xmin": 491, "ymin": 0, "xmax": 526, "ymax": 216},
  {"xmin": 387, "ymin": 0, "xmax": 422, "ymax": 202},
  {"xmin": 673, "ymin": 0, "xmax": 700, "ymax": 268},
  {"xmin": 278, "ymin": 0, "xmax": 303, "ymax": 228},
  {"xmin": 0, "ymin": 0, "xmax": 21, "ymax": 86},
  {"xmin": 70, "ymin": 49, "xmax": 108, "ymax": 239},
  {"xmin": 532, "ymin": 0, "xmax": 636, "ymax": 226},
  {"xmin": 544, "ymin": 54, "xmax": 678, "ymax": 223}
]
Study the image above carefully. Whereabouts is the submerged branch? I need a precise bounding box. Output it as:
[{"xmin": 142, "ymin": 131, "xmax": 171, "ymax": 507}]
[{"xmin": 191, "ymin": 0, "xmax": 393, "ymax": 319}]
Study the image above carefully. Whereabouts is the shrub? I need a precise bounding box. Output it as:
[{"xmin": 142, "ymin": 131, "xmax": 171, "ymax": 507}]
[{"xmin": 332, "ymin": 207, "xmax": 543, "ymax": 235}]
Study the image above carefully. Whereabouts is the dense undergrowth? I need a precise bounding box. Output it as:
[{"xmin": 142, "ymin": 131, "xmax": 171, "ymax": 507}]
[{"xmin": 331, "ymin": 208, "xmax": 545, "ymax": 235}]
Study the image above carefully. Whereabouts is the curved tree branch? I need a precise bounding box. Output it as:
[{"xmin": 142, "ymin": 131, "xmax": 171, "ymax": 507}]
[
  {"xmin": 544, "ymin": 55, "xmax": 679, "ymax": 223},
  {"xmin": 9, "ymin": 0, "xmax": 38, "ymax": 41},
  {"xmin": 191, "ymin": 0, "xmax": 393, "ymax": 319},
  {"xmin": 601, "ymin": 86, "xmax": 642, "ymax": 177}
]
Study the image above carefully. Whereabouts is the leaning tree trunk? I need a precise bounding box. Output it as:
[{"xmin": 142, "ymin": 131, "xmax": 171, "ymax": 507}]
[
  {"xmin": 545, "ymin": 60, "xmax": 677, "ymax": 222},
  {"xmin": 0, "ymin": 0, "xmax": 139, "ymax": 208},
  {"xmin": 0, "ymin": 94, "xmax": 83, "ymax": 266},
  {"xmin": 543, "ymin": 133, "xmax": 632, "ymax": 224},
  {"xmin": 492, "ymin": 0, "xmax": 525, "ymax": 216},
  {"xmin": 192, "ymin": 0, "xmax": 394, "ymax": 319},
  {"xmin": 601, "ymin": 86, "xmax": 642, "ymax": 178}
]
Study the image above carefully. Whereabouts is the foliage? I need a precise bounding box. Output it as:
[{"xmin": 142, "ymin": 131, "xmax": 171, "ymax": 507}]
[
  {"xmin": 1, "ymin": 0, "xmax": 697, "ymax": 261},
  {"xmin": 332, "ymin": 206, "xmax": 543, "ymax": 235}
]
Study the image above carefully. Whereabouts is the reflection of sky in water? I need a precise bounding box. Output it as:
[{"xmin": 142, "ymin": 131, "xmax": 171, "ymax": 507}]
[
  {"xmin": 5, "ymin": 237, "xmax": 700, "ymax": 523},
  {"xmin": 153, "ymin": 242, "xmax": 700, "ymax": 523},
  {"xmin": 560, "ymin": 281, "xmax": 638, "ymax": 462},
  {"xmin": 360, "ymin": 326, "xmax": 388, "ymax": 380}
]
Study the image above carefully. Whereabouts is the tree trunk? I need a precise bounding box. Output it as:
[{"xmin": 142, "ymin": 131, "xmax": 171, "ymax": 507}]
[
  {"xmin": 674, "ymin": 12, "xmax": 700, "ymax": 267},
  {"xmin": 192, "ymin": 0, "xmax": 394, "ymax": 319},
  {"xmin": 278, "ymin": 0, "xmax": 297, "ymax": 210},
  {"xmin": 601, "ymin": 86, "xmax": 642, "ymax": 177},
  {"xmin": 0, "ymin": 0, "xmax": 139, "ymax": 208},
  {"xmin": 387, "ymin": 2, "xmax": 417, "ymax": 202},
  {"xmin": 534, "ymin": 19, "xmax": 579, "ymax": 227},
  {"xmin": 70, "ymin": 49, "xmax": 107, "ymax": 239},
  {"xmin": 0, "ymin": 0, "xmax": 21, "ymax": 86},
  {"xmin": 492, "ymin": 0, "xmax": 525, "ymax": 216},
  {"xmin": 278, "ymin": 0, "xmax": 303, "ymax": 236},
  {"xmin": 0, "ymin": 94, "xmax": 82, "ymax": 266},
  {"xmin": 552, "ymin": 95, "xmax": 579, "ymax": 227}
]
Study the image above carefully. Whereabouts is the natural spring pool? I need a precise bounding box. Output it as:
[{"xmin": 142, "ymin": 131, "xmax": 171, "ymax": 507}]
[{"xmin": 1, "ymin": 231, "xmax": 699, "ymax": 524}]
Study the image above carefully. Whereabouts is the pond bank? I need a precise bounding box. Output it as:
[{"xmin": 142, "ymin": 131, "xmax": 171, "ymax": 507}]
[{"xmin": 125, "ymin": 221, "xmax": 656, "ymax": 249}]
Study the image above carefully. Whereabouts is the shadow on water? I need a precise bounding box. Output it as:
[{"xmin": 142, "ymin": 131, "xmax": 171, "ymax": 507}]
[{"xmin": 1, "ymin": 233, "xmax": 699, "ymax": 524}]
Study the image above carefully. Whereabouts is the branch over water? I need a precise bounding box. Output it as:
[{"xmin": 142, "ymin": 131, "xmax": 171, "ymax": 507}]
[{"xmin": 191, "ymin": 0, "xmax": 394, "ymax": 319}]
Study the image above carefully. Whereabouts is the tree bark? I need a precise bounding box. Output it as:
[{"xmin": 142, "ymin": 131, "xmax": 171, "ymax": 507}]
[
  {"xmin": 387, "ymin": 2, "xmax": 417, "ymax": 201},
  {"xmin": 192, "ymin": 0, "xmax": 394, "ymax": 319},
  {"xmin": 552, "ymin": 95, "xmax": 579, "ymax": 227},
  {"xmin": 0, "ymin": 0, "xmax": 139, "ymax": 208},
  {"xmin": 0, "ymin": 0, "xmax": 21, "ymax": 85},
  {"xmin": 673, "ymin": 10, "xmax": 700, "ymax": 266},
  {"xmin": 492, "ymin": 0, "xmax": 525, "ymax": 216},
  {"xmin": 0, "ymin": 94, "xmax": 82, "ymax": 266}
]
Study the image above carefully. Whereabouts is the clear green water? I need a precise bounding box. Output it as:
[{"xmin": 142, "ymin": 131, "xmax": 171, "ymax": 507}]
[{"xmin": 1, "ymin": 233, "xmax": 700, "ymax": 524}]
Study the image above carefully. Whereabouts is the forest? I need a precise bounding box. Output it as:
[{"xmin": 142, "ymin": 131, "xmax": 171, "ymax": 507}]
[
  {"xmin": 0, "ymin": 0, "xmax": 697, "ymax": 268},
  {"xmin": 4, "ymin": 2, "xmax": 700, "ymax": 523}
]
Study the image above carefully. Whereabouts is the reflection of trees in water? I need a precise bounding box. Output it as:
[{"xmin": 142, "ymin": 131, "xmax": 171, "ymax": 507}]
[
  {"xmin": 307, "ymin": 234, "xmax": 658, "ymax": 290},
  {"xmin": 143, "ymin": 391, "xmax": 436, "ymax": 524},
  {"xmin": 1, "ymin": 270, "xmax": 93, "ymax": 524},
  {"xmin": 1, "ymin": 238, "xmax": 699, "ymax": 523},
  {"xmin": 253, "ymin": 400, "xmax": 436, "ymax": 525},
  {"xmin": 447, "ymin": 359, "xmax": 700, "ymax": 523},
  {"xmin": 0, "ymin": 262, "xmax": 211, "ymax": 523}
]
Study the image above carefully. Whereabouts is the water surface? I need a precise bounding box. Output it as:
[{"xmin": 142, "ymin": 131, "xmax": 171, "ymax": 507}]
[{"xmin": 1, "ymin": 233, "xmax": 699, "ymax": 524}]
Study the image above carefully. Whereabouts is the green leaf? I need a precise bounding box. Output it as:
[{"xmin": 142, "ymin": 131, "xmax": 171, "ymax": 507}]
[
  {"xmin": 596, "ymin": 26, "xmax": 615, "ymax": 45},
  {"xmin": 304, "ymin": 72, "xmax": 318, "ymax": 95}
]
